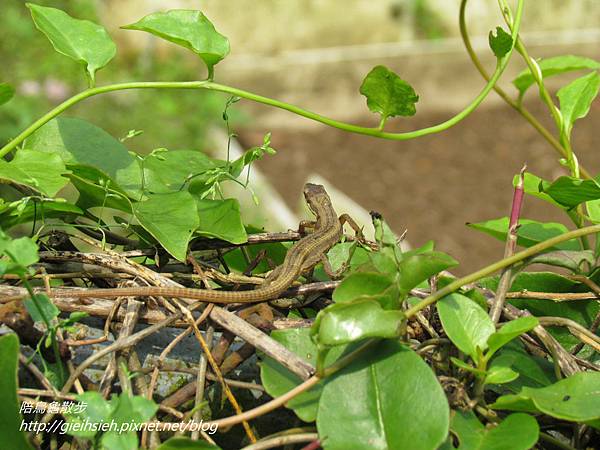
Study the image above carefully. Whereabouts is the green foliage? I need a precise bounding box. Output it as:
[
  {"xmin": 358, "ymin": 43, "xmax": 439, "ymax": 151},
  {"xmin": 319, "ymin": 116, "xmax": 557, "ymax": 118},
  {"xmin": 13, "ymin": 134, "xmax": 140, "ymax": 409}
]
[
  {"xmin": 437, "ymin": 293, "xmax": 495, "ymax": 360},
  {"xmin": 260, "ymin": 328, "xmax": 347, "ymax": 422},
  {"xmin": 0, "ymin": 334, "xmax": 35, "ymax": 450},
  {"xmin": 312, "ymin": 299, "xmax": 405, "ymax": 346},
  {"xmin": 26, "ymin": 3, "xmax": 116, "ymax": 85},
  {"xmin": 0, "ymin": 149, "xmax": 70, "ymax": 197},
  {"xmin": 488, "ymin": 27, "xmax": 512, "ymax": 59},
  {"xmin": 0, "ymin": 83, "xmax": 15, "ymax": 106},
  {"xmin": 468, "ymin": 217, "xmax": 581, "ymax": 250},
  {"xmin": 513, "ymin": 55, "xmax": 600, "ymax": 97},
  {"xmin": 123, "ymin": 10, "xmax": 229, "ymax": 80},
  {"xmin": 359, "ymin": 65, "xmax": 419, "ymax": 126},
  {"xmin": 542, "ymin": 176, "xmax": 600, "ymax": 208},
  {"xmin": 133, "ymin": 191, "xmax": 199, "ymax": 260},
  {"xmin": 3, "ymin": 1, "xmax": 600, "ymax": 447},
  {"xmin": 317, "ymin": 341, "xmax": 449, "ymax": 450},
  {"xmin": 450, "ymin": 411, "xmax": 538, "ymax": 450},
  {"xmin": 157, "ymin": 439, "xmax": 220, "ymax": 450},
  {"xmin": 493, "ymin": 372, "xmax": 600, "ymax": 424},
  {"xmin": 65, "ymin": 391, "xmax": 158, "ymax": 448},
  {"xmin": 557, "ymin": 71, "xmax": 600, "ymax": 139}
]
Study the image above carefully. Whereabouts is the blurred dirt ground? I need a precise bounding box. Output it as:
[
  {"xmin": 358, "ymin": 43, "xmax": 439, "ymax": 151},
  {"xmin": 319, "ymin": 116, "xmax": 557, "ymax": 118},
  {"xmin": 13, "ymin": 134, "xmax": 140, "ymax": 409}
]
[{"xmin": 240, "ymin": 100, "xmax": 600, "ymax": 275}]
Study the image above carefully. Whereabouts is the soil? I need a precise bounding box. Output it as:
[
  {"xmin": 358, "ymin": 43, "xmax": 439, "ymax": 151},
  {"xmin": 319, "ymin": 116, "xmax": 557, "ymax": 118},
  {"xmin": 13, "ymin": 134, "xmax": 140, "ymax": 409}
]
[{"xmin": 239, "ymin": 100, "xmax": 600, "ymax": 275}]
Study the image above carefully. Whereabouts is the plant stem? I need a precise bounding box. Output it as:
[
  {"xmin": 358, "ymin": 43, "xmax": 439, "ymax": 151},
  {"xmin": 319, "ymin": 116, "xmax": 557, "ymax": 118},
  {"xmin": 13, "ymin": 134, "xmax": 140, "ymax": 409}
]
[
  {"xmin": 0, "ymin": 0, "xmax": 524, "ymax": 159},
  {"xmin": 458, "ymin": 0, "xmax": 592, "ymax": 180},
  {"xmin": 405, "ymin": 224, "xmax": 600, "ymax": 318}
]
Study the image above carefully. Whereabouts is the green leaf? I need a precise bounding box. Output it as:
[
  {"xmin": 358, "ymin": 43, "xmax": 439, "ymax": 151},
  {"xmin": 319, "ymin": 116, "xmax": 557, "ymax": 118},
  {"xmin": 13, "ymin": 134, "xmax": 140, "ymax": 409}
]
[
  {"xmin": 133, "ymin": 191, "xmax": 200, "ymax": 261},
  {"xmin": 359, "ymin": 65, "xmax": 418, "ymax": 123},
  {"xmin": 23, "ymin": 118, "xmax": 137, "ymax": 183},
  {"xmin": 493, "ymin": 372, "xmax": 600, "ymax": 422},
  {"xmin": 312, "ymin": 299, "xmax": 404, "ymax": 347},
  {"xmin": 157, "ymin": 438, "xmax": 221, "ymax": 450},
  {"xmin": 317, "ymin": 341, "xmax": 448, "ymax": 450},
  {"xmin": 437, "ymin": 293, "xmax": 495, "ymax": 360},
  {"xmin": 65, "ymin": 392, "xmax": 112, "ymax": 438},
  {"xmin": 229, "ymin": 134, "xmax": 277, "ymax": 178},
  {"xmin": 480, "ymin": 271, "xmax": 578, "ymax": 294},
  {"xmin": 24, "ymin": 294, "xmax": 60, "ymax": 323},
  {"xmin": 26, "ymin": 3, "xmax": 116, "ymax": 84},
  {"xmin": 397, "ymin": 251, "xmax": 458, "ymax": 295},
  {"xmin": 123, "ymin": 10, "xmax": 229, "ymax": 79},
  {"xmin": 467, "ymin": 217, "xmax": 580, "ymax": 251},
  {"xmin": 260, "ymin": 328, "xmax": 346, "ymax": 422},
  {"xmin": 0, "ymin": 83, "xmax": 15, "ymax": 106},
  {"xmin": 0, "ymin": 235, "xmax": 39, "ymax": 269},
  {"xmin": 527, "ymin": 249, "xmax": 594, "ymax": 272},
  {"xmin": 488, "ymin": 27, "xmax": 512, "ymax": 59},
  {"xmin": 515, "ymin": 172, "xmax": 562, "ymax": 208},
  {"xmin": 486, "ymin": 316, "xmax": 539, "ymax": 359},
  {"xmin": 587, "ymin": 198, "xmax": 600, "ymax": 223},
  {"xmin": 542, "ymin": 176, "xmax": 600, "ymax": 208},
  {"xmin": 513, "ymin": 55, "xmax": 600, "ymax": 97},
  {"xmin": 0, "ymin": 149, "xmax": 70, "ymax": 197},
  {"xmin": 557, "ymin": 71, "xmax": 600, "ymax": 137},
  {"xmin": 489, "ymin": 342, "xmax": 557, "ymax": 393},
  {"xmin": 0, "ymin": 334, "xmax": 35, "ymax": 450},
  {"xmin": 0, "ymin": 199, "xmax": 83, "ymax": 231},
  {"xmin": 195, "ymin": 198, "xmax": 247, "ymax": 244},
  {"xmin": 332, "ymin": 272, "xmax": 395, "ymax": 303},
  {"xmin": 142, "ymin": 150, "xmax": 217, "ymax": 194},
  {"xmin": 100, "ymin": 432, "xmax": 138, "ymax": 450},
  {"xmin": 69, "ymin": 165, "xmax": 132, "ymax": 213},
  {"xmin": 450, "ymin": 410, "xmax": 538, "ymax": 450},
  {"xmin": 110, "ymin": 394, "xmax": 158, "ymax": 426},
  {"xmin": 485, "ymin": 366, "xmax": 519, "ymax": 385},
  {"xmin": 326, "ymin": 242, "xmax": 370, "ymax": 274}
]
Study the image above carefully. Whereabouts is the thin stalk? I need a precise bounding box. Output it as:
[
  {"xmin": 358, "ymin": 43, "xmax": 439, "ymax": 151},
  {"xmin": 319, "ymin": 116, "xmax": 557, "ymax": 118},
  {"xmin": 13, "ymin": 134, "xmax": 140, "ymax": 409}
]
[
  {"xmin": 458, "ymin": 0, "xmax": 592, "ymax": 180},
  {"xmin": 1, "ymin": 0, "xmax": 524, "ymax": 158},
  {"xmin": 405, "ymin": 224, "xmax": 600, "ymax": 318}
]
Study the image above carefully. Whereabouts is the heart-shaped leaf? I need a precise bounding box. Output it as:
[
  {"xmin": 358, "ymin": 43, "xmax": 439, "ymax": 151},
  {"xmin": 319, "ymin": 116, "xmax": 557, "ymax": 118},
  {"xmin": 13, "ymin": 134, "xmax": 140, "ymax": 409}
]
[
  {"xmin": 489, "ymin": 27, "xmax": 512, "ymax": 59},
  {"xmin": 123, "ymin": 10, "xmax": 229, "ymax": 79},
  {"xmin": 26, "ymin": 3, "xmax": 116, "ymax": 85},
  {"xmin": 0, "ymin": 149, "xmax": 70, "ymax": 197},
  {"xmin": 195, "ymin": 198, "xmax": 247, "ymax": 244},
  {"xmin": 133, "ymin": 191, "xmax": 200, "ymax": 261},
  {"xmin": 360, "ymin": 65, "xmax": 418, "ymax": 123}
]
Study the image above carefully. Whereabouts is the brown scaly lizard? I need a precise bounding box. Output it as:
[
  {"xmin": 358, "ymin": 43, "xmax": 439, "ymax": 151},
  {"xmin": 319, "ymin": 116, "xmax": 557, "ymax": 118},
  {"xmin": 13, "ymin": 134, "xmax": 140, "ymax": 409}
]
[{"xmin": 27, "ymin": 183, "xmax": 355, "ymax": 304}]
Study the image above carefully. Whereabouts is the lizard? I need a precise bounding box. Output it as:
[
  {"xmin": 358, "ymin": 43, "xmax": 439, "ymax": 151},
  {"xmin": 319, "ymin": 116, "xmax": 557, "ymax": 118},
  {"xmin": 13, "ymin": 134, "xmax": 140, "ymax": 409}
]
[{"xmin": 29, "ymin": 183, "xmax": 350, "ymax": 304}]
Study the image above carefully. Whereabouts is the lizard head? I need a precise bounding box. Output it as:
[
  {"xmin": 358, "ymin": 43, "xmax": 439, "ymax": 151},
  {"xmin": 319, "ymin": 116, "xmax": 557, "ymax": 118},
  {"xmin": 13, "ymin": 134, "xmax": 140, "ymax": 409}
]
[{"xmin": 303, "ymin": 183, "xmax": 332, "ymax": 215}]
